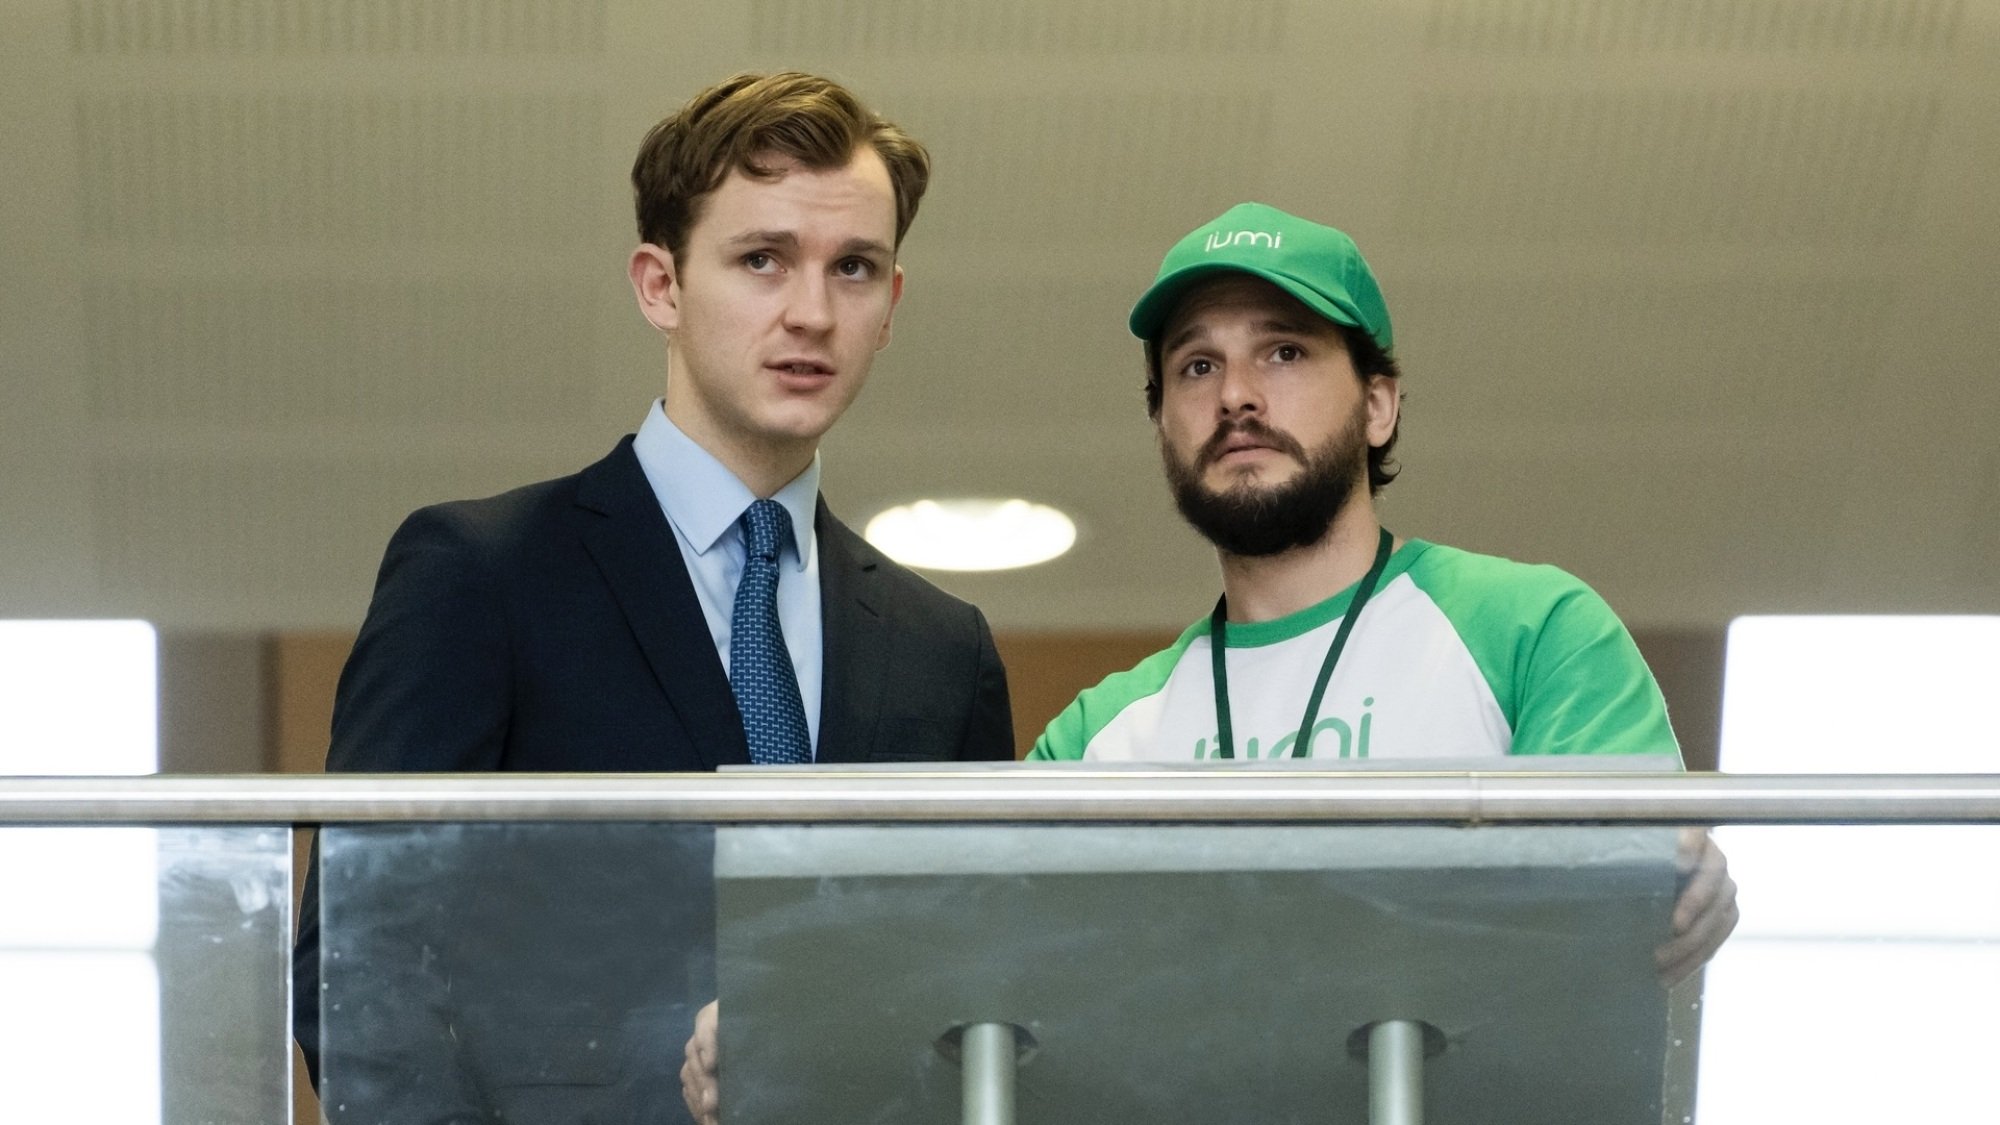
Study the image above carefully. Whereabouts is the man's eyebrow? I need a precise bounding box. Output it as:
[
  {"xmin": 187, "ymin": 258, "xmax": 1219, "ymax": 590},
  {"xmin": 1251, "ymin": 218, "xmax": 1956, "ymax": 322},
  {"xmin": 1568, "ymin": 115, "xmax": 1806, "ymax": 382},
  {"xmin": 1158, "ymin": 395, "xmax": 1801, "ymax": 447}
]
[
  {"xmin": 723, "ymin": 230, "xmax": 800, "ymax": 249},
  {"xmin": 721, "ymin": 231, "xmax": 893, "ymax": 260},
  {"xmin": 839, "ymin": 237, "xmax": 894, "ymax": 259}
]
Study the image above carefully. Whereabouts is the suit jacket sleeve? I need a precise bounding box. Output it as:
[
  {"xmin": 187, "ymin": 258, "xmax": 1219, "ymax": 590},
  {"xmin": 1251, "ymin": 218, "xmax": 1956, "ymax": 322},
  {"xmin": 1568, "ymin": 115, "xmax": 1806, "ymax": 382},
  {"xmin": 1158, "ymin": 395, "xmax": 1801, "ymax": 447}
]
[
  {"xmin": 296, "ymin": 503, "xmax": 516, "ymax": 1122},
  {"xmin": 330, "ymin": 504, "xmax": 516, "ymax": 772},
  {"xmin": 962, "ymin": 609, "xmax": 1015, "ymax": 761}
]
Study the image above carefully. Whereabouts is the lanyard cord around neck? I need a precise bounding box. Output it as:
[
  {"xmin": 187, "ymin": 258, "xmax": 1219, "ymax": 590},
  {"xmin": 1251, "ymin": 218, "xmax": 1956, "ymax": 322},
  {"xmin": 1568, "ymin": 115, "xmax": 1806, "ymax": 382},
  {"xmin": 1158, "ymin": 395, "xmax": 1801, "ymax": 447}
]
[{"xmin": 1207, "ymin": 527, "xmax": 1394, "ymax": 761}]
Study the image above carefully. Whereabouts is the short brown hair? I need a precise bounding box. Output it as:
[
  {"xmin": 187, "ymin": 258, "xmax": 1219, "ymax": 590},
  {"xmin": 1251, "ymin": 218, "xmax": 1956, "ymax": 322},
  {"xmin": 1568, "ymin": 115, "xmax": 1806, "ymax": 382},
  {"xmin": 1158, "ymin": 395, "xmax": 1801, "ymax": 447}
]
[{"xmin": 631, "ymin": 71, "xmax": 931, "ymax": 262}]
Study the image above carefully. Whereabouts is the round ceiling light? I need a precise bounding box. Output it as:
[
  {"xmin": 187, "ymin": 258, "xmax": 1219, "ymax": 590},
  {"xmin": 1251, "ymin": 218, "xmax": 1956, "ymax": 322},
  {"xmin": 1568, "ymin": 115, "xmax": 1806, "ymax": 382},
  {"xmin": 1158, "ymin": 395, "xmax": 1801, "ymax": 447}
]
[{"xmin": 863, "ymin": 498, "xmax": 1076, "ymax": 572}]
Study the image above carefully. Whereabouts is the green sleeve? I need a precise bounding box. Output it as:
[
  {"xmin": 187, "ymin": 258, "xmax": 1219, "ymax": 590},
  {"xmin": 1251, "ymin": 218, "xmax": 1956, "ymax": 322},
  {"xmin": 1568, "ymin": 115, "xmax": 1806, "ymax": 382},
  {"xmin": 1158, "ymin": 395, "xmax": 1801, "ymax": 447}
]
[
  {"xmin": 1026, "ymin": 624, "xmax": 1206, "ymax": 761},
  {"xmin": 1508, "ymin": 582, "xmax": 1680, "ymax": 761},
  {"xmin": 1416, "ymin": 547, "xmax": 1679, "ymax": 762},
  {"xmin": 1027, "ymin": 694, "xmax": 1089, "ymax": 760}
]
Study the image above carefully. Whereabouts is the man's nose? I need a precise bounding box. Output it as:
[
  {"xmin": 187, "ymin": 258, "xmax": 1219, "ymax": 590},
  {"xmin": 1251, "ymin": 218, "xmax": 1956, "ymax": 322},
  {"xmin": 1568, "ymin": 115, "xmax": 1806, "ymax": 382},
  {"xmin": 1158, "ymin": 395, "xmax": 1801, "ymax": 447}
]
[
  {"xmin": 1218, "ymin": 364, "xmax": 1262, "ymax": 416},
  {"xmin": 784, "ymin": 274, "xmax": 834, "ymax": 332}
]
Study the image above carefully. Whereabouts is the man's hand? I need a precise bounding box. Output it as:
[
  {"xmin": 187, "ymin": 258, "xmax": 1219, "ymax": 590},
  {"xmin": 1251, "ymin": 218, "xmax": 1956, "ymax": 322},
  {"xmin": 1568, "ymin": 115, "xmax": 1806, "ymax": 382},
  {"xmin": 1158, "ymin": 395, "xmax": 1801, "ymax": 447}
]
[
  {"xmin": 681, "ymin": 999, "xmax": 720, "ymax": 1125},
  {"xmin": 1655, "ymin": 827, "xmax": 1739, "ymax": 986}
]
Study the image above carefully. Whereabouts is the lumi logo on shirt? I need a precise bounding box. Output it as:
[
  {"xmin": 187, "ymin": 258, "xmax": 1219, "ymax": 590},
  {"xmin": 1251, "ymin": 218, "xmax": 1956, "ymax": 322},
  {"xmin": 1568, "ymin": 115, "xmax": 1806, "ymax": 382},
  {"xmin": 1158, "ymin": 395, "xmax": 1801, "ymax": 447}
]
[
  {"xmin": 1204, "ymin": 230, "xmax": 1282, "ymax": 252},
  {"xmin": 1191, "ymin": 697, "xmax": 1376, "ymax": 760}
]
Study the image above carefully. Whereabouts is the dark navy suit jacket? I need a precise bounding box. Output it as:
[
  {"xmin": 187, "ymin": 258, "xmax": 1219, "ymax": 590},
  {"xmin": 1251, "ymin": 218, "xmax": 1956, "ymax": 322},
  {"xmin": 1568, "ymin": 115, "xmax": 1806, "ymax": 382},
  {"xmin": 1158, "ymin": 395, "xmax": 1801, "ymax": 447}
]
[{"xmin": 295, "ymin": 437, "xmax": 1013, "ymax": 1124}]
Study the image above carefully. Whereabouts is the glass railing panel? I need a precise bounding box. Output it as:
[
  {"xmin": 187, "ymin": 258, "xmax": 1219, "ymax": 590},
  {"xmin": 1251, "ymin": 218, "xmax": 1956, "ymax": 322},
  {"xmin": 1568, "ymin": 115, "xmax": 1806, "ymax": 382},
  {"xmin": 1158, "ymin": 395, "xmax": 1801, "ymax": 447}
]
[
  {"xmin": 316, "ymin": 821, "xmax": 1705, "ymax": 1124},
  {"xmin": 713, "ymin": 823, "xmax": 1689, "ymax": 1125},
  {"xmin": 6, "ymin": 772, "xmax": 1979, "ymax": 1124},
  {"xmin": 310, "ymin": 822, "xmax": 716, "ymax": 1124},
  {"xmin": 0, "ymin": 825, "xmax": 291, "ymax": 1125}
]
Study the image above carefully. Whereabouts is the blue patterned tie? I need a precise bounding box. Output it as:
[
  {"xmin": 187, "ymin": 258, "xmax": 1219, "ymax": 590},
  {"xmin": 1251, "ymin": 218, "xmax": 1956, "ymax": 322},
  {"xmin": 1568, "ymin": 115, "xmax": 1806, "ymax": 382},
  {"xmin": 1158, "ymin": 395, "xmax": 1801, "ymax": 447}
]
[{"xmin": 730, "ymin": 499, "xmax": 811, "ymax": 764}]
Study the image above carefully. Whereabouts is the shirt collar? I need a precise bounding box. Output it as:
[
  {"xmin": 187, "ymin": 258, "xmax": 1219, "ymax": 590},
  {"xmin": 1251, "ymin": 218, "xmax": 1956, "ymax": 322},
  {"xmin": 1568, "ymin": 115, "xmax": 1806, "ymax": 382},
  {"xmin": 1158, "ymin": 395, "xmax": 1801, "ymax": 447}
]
[{"xmin": 632, "ymin": 401, "xmax": 820, "ymax": 571}]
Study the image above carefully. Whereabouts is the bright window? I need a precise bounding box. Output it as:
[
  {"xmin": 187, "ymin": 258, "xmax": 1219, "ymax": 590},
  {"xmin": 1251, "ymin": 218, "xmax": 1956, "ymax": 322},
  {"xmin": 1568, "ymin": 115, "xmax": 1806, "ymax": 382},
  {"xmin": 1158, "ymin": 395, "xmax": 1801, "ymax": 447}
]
[
  {"xmin": 0, "ymin": 620, "xmax": 161, "ymax": 1125},
  {"xmin": 1698, "ymin": 616, "xmax": 2000, "ymax": 1124}
]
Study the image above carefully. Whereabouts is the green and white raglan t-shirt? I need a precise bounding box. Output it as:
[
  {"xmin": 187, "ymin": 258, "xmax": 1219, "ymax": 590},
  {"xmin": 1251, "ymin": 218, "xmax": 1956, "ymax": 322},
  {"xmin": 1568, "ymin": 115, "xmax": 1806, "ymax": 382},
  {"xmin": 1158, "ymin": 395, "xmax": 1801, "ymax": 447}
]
[{"xmin": 1029, "ymin": 540, "xmax": 1678, "ymax": 763}]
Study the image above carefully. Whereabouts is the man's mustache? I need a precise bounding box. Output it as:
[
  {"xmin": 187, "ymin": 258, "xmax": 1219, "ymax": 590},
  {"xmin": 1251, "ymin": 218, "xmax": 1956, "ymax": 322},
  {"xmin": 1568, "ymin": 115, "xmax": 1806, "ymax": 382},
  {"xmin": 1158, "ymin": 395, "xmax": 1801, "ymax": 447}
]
[{"xmin": 1198, "ymin": 419, "xmax": 1306, "ymax": 470}]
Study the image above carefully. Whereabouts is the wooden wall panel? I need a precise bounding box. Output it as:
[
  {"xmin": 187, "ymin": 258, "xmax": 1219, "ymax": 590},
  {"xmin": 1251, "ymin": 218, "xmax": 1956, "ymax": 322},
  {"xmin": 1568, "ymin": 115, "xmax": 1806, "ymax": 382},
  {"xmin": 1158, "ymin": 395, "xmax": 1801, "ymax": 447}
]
[
  {"xmin": 258, "ymin": 627, "xmax": 1724, "ymax": 767},
  {"xmin": 266, "ymin": 632, "xmax": 353, "ymax": 776},
  {"xmin": 992, "ymin": 630, "xmax": 1181, "ymax": 759}
]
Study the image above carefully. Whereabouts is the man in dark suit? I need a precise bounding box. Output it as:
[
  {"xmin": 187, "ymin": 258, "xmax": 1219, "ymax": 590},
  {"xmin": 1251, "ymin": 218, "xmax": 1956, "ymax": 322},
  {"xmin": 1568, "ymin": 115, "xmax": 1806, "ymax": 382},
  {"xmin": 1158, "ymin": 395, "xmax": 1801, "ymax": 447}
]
[{"xmin": 296, "ymin": 71, "xmax": 1013, "ymax": 1123}]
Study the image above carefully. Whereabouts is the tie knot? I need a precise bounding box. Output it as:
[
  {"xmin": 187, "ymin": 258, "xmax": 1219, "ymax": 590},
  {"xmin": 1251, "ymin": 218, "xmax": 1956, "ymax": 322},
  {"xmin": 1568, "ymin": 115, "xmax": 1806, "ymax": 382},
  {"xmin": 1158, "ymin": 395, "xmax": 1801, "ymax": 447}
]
[{"xmin": 740, "ymin": 499, "xmax": 790, "ymax": 563}]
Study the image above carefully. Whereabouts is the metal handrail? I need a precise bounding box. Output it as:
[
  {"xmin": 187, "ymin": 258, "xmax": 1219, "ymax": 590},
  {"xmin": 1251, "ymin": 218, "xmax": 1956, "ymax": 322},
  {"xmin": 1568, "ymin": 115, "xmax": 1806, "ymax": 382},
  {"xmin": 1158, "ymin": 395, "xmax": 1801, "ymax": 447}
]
[{"xmin": 1, "ymin": 771, "xmax": 1998, "ymax": 825}]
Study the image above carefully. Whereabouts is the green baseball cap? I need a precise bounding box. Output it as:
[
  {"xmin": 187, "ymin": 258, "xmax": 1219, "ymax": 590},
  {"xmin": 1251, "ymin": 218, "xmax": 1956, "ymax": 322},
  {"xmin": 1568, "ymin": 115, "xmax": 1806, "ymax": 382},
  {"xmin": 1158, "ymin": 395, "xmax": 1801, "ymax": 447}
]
[{"xmin": 1128, "ymin": 202, "xmax": 1393, "ymax": 351}]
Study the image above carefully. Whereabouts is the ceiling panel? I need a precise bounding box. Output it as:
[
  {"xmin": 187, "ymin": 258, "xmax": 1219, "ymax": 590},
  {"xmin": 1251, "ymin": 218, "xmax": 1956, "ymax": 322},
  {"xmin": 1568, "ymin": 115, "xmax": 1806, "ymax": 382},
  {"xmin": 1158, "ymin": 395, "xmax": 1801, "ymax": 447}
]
[
  {"xmin": 860, "ymin": 275, "xmax": 1143, "ymax": 429},
  {"xmin": 68, "ymin": 0, "xmax": 608, "ymax": 55},
  {"xmin": 1421, "ymin": 0, "xmax": 1963, "ymax": 55},
  {"xmin": 906, "ymin": 91, "xmax": 1274, "ymax": 246},
  {"xmin": 89, "ymin": 451, "xmax": 574, "ymax": 623},
  {"xmin": 1395, "ymin": 276, "xmax": 1883, "ymax": 428},
  {"xmin": 84, "ymin": 276, "xmax": 601, "ymax": 427},
  {"xmin": 77, "ymin": 91, "xmax": 604, "ymax": 247},
  {"xmin": 747, "ymin": 0, "xmax": 1284, "ymax": 55},
  {"xmin": 1383, "ymin": 443, "xmax": 1851, "ymax": 625},
  {"xmin": 1400, "ymin": 89, "xmax": 1942, "ymax": 245},
  {"xmin": 0, "ymin": 0, "xmax": 1992, "ymax": 629}
]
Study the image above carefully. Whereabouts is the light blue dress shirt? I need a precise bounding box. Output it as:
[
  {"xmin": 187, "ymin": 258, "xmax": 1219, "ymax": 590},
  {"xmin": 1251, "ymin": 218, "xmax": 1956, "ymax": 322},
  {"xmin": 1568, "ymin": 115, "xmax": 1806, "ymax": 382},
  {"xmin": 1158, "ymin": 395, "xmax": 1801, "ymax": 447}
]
[{"xmin": 631, "ymin": 402, "xmax": 824, "ymax": 755}]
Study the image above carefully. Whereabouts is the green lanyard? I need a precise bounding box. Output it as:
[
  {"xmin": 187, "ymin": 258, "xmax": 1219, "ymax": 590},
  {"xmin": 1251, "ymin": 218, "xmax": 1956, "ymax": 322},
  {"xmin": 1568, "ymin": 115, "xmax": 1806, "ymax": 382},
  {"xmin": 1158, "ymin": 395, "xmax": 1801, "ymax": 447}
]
[{"xmin": 1207, "ymin": 527, "xmax": 1394, "ymax": 761}]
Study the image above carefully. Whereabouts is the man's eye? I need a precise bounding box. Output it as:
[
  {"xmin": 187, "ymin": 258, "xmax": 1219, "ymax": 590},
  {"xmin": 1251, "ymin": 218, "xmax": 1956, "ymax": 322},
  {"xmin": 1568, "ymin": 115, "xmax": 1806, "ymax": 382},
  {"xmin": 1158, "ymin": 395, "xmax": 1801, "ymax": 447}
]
[
  {"xmin": 1182, "ymin": 358, "xmax": 1215, "ymax": 378},
  {"xmin": 836, "ymin": 258, "xmax": 875, "ymax": 279},
  {"xmin": 1273, "ymin": 344, "xmax": 1303, "ymax": 362},
  {"xmin": 743, "ymin": 252, "xmax": 775, "ymax": 271}
]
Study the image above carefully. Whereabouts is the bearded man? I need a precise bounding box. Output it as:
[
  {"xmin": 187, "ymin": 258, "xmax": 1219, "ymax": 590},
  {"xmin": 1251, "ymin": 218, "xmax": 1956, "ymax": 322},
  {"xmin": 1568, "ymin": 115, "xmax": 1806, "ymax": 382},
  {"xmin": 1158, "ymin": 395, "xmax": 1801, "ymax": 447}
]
[{"xmin": 1027, "ymin": 203, "xmax": 1736, "ymax": 984}]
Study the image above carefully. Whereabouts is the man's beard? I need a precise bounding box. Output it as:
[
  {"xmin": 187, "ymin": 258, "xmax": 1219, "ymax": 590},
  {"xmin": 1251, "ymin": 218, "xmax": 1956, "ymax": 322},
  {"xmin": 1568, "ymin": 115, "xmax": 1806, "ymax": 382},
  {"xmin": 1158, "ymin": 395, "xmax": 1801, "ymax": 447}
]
[{"xmin": 1163, "ymin": 407, "xmax": 1369, "ymax": 558}]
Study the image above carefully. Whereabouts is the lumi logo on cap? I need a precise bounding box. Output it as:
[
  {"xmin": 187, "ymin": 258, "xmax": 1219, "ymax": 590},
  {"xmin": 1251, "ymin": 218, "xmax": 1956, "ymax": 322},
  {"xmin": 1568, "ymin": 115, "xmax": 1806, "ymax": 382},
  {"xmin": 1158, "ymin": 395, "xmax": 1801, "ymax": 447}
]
[{"xmin": 1205, "ymin": 230, "xmax": 1282, "ymax": 252}]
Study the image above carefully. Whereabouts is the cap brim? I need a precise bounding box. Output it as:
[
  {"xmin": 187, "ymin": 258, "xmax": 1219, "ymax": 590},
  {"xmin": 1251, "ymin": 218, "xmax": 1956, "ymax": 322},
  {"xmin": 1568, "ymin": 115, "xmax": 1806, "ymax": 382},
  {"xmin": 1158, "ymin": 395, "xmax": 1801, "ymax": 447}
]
[{"xmin": 1129, "ymin": 261, "xmax": 1365, "ymax": 342}]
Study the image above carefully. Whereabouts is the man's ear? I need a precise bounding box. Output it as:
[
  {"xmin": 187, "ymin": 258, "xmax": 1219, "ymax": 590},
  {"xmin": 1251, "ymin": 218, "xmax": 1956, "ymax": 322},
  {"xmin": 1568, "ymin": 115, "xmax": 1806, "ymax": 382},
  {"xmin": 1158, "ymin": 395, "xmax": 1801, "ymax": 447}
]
[
  {"xmin": 628, "ymin": 244, "xmax": 680, "ymax": 333},
  {"xmin": 1365, "ymin": 374, "xmax": 1401, "ymax": 448},
  {"xmin": 875, "ymin": 264, "xmax": 905, "ymax": 351}
]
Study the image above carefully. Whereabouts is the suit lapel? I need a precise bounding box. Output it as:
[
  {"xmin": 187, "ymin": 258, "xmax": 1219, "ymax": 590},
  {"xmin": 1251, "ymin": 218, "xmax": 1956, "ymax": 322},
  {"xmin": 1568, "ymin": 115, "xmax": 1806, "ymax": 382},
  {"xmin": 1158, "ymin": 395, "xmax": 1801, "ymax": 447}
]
[
  {"xmin": 815, "ymin": 499, "xmax": 887, "ymax": 763},
  {"xmin": 576, "ymin": 438, "xmax": 749, "ymax": 769}
]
